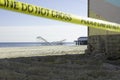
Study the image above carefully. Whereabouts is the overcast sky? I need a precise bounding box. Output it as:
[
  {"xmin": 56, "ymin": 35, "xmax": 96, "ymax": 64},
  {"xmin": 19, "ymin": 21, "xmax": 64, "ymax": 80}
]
[{"xmin": 0, "ymin": 0, "xmax": 88, "ymax": 42}]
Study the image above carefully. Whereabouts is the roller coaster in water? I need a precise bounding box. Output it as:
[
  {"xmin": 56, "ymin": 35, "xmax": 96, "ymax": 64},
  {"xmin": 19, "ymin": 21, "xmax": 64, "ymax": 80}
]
[{"xmin": 36, "ymin": 36, "xmax": 66, "ymax": 45}]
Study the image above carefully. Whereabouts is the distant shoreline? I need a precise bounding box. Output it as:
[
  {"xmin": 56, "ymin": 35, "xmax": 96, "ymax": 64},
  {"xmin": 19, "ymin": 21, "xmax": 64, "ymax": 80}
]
[{"xmin": 0, "ymin": 42, "xmax": 75, "ymax": 47}]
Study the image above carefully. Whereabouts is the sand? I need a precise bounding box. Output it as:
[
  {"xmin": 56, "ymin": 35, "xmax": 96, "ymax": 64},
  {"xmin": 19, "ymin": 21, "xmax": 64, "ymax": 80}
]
[
  {"xmin": 0, "ymin": 45, "xmax": 87, "ymax": 59},
  {"xmin": 0, "ymin": 45, "xmax": 120, "ymax": 80}
]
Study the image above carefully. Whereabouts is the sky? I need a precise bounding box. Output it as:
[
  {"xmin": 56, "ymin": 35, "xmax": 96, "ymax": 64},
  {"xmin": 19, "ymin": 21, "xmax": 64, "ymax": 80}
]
[
  {"xmin": 106, "ymin": 0, "xmax": 120, "ymax": 7},
  {"xmin": 0, "ymin": 0, "xmax": 88, "ymax": 42}
]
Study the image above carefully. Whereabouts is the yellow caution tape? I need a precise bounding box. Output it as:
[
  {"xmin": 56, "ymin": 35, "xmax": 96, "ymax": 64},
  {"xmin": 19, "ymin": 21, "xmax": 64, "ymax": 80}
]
[{"xmin": 0, "ymin": 0, "xmax": 120, "ymax": 32}]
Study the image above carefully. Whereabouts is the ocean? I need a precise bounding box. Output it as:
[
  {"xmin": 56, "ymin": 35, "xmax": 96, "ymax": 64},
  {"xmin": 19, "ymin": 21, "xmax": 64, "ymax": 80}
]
[{"xmin": 0, "ymin": 42, "xmax": 75, "ymax": 47}]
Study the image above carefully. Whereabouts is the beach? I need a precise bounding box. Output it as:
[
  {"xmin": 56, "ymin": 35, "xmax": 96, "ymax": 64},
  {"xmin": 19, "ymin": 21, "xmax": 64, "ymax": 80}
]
[
  {"xmin": 0, "ymin": 45, "xmax": 87, "ymax": 59},
  {"xmin": 0, "ymin": 45, "xmax": 120, "ymax": 80}
]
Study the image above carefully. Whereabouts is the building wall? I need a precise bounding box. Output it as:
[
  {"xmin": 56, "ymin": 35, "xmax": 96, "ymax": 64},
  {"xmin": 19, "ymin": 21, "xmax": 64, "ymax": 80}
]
[{"xmin": 88, "ymin": 0, "xmax": 120, "ymax": 56}]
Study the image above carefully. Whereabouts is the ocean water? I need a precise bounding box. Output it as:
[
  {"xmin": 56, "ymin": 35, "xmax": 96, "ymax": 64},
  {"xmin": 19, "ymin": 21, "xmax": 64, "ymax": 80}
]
[{"xmin": 0, "ymin": 42, "xmax": 75, "ymax": 47}]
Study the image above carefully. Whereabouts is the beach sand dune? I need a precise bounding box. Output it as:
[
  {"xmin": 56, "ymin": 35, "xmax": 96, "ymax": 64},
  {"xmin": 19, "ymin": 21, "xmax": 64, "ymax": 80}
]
[{"xmin": 0, "ymin": 45, "xmax": 120, "ymax": 80}]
